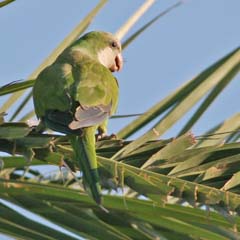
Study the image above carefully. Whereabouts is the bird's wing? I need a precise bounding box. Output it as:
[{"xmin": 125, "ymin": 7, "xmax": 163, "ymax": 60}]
[
  {"xmin": 69, "ymin": 103, "xmax": 112, "ymax": 129},
  {"xmin": 68, "ymin": 60, "xmax": 118, "ymax": 129}
]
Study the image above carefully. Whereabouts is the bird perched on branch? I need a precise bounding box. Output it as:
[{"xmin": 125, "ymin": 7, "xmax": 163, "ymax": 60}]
[{"xmin": 33, "ymin": 31, "xmax": 123, "ymax": 206}]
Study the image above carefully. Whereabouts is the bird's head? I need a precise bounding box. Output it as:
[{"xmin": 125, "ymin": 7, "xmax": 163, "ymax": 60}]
[{"xmin": 73, "ymin": 31, "xmax": 123, "ymax": 72}]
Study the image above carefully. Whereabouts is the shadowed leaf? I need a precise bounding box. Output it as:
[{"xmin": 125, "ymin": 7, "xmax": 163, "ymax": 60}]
[{"xmin": 0, "ymin": 0, "xmax": 15, "ymax": 8}]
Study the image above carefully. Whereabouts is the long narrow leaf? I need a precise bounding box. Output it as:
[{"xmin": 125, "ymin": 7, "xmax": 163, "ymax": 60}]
[
  {"xmin": 0, "ymin": 203, "xmax": 76, "ymax": 240},
  {"xmin": 197, "ymin": 113, "xmax": 240, "ymax": 147},
  {"xmin": 1, "ymin": 0, "xmax": 108, "ymax": 118},
  {"xmin": 0, "ymin": 80, "xmax": 34, "ymax": 97},
  {"xmin": 0, "ymin": 0, "xmax": 15, "ymax": 8},
  {"xmin": 115, "ymin": 0, "xmax": 156, "ymax": 40},
  {"xmin": 98, "ymin": 156, "xmax": 240, "ymax": 211},
  {"xmin": 10, "ymin": 90, "xmax": 32, "ymax": 121},
  {"xmin": 0, "ymin": 180, "xmax": 239, "ymax": 240},
  {"xmin": 114, "ymin": 48, "xmax": 240, "ymax": 158},
  {"xmin": 178, "ymin": 63, "xmax": 240, "ymax": 135},
  {"xmin": 122, "ymin": 1, "xmax": 184, "ymax": 49},
  {"xmin": 141, "ymin": 132, "xmax": 196, "ymax": 169},
  {"xmin": 117, "ymin": 47, "xmax": 240, "ymax": 140}
]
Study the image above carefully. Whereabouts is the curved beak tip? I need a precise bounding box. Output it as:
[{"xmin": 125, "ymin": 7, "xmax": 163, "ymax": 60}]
[{"xmin": 116, "ymin": 53, "xmax": 123, "ymax": 72}]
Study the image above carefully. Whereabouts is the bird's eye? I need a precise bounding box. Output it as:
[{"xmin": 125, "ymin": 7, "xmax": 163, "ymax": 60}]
[{"xmin": 111, "ymin": 41, "xmax": 118, "ymax": 48}]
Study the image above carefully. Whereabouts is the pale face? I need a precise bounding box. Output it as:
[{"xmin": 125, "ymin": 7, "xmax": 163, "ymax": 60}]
[{"xmin": 97, "ymin": 38, "xmax": 123, "ymax": 72}]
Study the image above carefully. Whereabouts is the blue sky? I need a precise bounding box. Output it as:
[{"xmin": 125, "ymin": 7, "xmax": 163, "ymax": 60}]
[
  {"xmin": 0, "ymin": 1, "xmax": 240, "ymax": 239},
  {"xmin": 1, "ymin": 0, "xmax": 240, "ymax": 138}
]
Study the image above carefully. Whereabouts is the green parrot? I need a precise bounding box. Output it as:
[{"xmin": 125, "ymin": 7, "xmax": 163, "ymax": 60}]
[{"xmin": 33, "ymin": 31, "xmax": 123, "ymax": 206}]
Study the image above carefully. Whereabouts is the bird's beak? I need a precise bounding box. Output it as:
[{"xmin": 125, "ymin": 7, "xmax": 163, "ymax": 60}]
[
  {"xmin": 115, "ymin": 53, "xmax": 123, "ymax": 71},
  {"xmin": 110, "ymin": 53, "xmax": 123, "ymax": 72}
]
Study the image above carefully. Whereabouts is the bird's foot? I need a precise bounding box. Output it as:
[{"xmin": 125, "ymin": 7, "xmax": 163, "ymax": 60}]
[
  {"xmin": 96, "ymin": 133, "xmax": 117, "ymax": 141},
  {"xmin": 28, "ymin": 120, "xmax": 46, "ymax": 134}
]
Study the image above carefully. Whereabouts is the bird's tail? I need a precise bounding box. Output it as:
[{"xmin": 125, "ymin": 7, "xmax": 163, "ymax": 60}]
[{"xmin": 70, "ymin": 127, "xmax": 102, "ymax": 205}]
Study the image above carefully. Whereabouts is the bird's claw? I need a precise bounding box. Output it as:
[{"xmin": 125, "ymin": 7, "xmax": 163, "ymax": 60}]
[
  {"xmin": 96, "ymin": 133, "xmax": 117, "ymax": 141},
  {"xmin": 96, "ymin": 132, "xmax": 106, "ymax": 141}
]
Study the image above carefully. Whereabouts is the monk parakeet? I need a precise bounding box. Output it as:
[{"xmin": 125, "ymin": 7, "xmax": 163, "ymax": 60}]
[{"xmin": 33, "ymin": 31, "xmax": 123, "ymax": 206}]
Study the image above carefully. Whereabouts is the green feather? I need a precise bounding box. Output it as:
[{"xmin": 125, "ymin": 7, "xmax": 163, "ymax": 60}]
[
  {"xmin": 70, "ymin": 127, "xmax": 102, "ymax": 205},
  {"xmin": 33, "ymin": 31, "xmax": 120, "ymax": 206}
]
